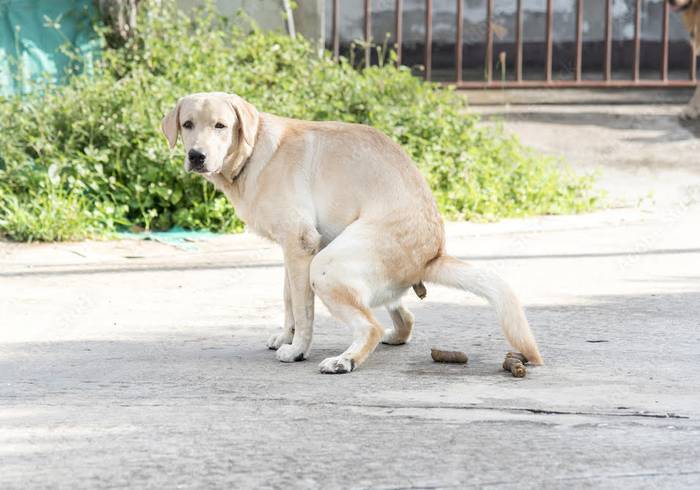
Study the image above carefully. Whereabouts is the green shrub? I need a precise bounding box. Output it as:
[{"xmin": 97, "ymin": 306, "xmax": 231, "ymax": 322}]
[
  {"xmin": 0, "ymin": 1, "xmax": 597, "ymax": 241},
  {"xmin": 0, "ymin": 181, "xmax": 111, "ymax": 242}
]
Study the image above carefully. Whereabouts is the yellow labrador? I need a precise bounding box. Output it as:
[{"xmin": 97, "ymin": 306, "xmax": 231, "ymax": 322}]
[
  {"xmin": 161, "ymin": 92, "xmax": 543, "ymax": 374},
  {"xmin": 669, "ymin": 0, "xmax": 700, "ymax": 119}
]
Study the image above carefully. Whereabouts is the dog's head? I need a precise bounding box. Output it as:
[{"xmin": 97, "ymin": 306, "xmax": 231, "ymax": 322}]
[
  {"xmin": 669, "ymin": 0, "xmax": 700, "ymax": 50},
  {"xmin": 161, "ymin": 92, "xmax": 260, "ymax": 180}
]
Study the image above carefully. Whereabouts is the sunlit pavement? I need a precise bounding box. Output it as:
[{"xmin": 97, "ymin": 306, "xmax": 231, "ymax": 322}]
[{"xmin": 2, "ymin": 104, "xmax": 700, "ymax": 488}]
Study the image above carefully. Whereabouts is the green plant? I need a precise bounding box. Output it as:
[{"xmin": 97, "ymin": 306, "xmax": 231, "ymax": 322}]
[
  {"xmin": 0, "ymin": 178, "xmax": 112, "ymax": 242},
  {"xmin": 0, "ymin": 0, "xmax": 598, "ymax": 242}
]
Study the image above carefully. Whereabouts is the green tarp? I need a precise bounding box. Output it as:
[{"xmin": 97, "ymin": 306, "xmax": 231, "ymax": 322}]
[
  {"xmin": 0, "ymin": 0, "xmax": 99, "ymax": 96},
  {"xmin": 118, "ymin": 227, "xmax": 222, "ymax": 251}
]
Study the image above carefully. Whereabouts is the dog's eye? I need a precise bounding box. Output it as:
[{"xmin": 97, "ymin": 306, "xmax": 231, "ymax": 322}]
[
  {"xmin": 215, "ymin": 122, "xmax": 226, "ymax": 129},
  {"xmin": 182, "ymin": 121, "xmax": 194, "ymax": 130}
]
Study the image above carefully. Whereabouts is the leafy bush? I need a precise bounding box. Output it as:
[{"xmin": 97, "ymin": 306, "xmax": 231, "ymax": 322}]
[
  {"xmin": 0, "ymin": 184, "xmax": 109, "ymax": 242},
  {"xmin": 0, "ymin": 1, "xmax": 597, "ymax": 241}
]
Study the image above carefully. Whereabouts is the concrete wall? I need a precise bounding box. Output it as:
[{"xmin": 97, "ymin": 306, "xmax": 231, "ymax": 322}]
[
  {"xmin": 176, "ymin": 0, "xmax": 324, "ymax": 45},
  {"xmin": 175, "ymin": 1, "xmax": 689, "ymax": 48},
  {"xmin": 174, "ymin": 0, "xmax": 693, "ymax": 73}
]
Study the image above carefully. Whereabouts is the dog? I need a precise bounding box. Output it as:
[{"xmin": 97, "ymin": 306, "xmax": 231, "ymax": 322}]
[
  {"xmin": 669, "ymin": 0, "xmax": 700, "ymax": 119},
  {"xmin": 161, "ymin": 92, "xmax": 543, "ymax": 374}
]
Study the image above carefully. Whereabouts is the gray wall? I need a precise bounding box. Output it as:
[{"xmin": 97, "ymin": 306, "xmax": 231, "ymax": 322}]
[
  {"xmin": 176, "ymin": 0, "xmax": 324, "ymax": 44},
  {"xmin": 174, "ymin": 0, "xmax": 693, "ymax": 73}
]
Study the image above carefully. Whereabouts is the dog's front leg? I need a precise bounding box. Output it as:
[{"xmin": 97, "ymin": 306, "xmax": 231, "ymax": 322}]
[
  {"xmin": 274, "ymin": 248, "xmax": 315, "ymax": 363},
  {"xmin": 681, "ymin": 84, "xmax": 700, "ymax": 120},
  {"xmin": 266, "ymin": 265, "xmax": 295, "ymax": 350}
]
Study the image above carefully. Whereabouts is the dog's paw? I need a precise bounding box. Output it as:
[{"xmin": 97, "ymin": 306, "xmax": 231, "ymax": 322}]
[
  {"xmin": 276, "ymin": 344, "xmax": 307, "ymax": 363},
  {"xmin": 267, "ymin": 330, "xmax": 294, "ymax": 350},
  {"xmin": 381, "ymin": 328, "xmax": 411, "ymax": 346},
  {"xmin": 319, "ymin": 355, "xmax": 355, "ymax": 374}
]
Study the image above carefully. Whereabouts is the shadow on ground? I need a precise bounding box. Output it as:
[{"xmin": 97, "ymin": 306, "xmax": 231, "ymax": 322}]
[
  {"xmin": 2, "ymin": 291, "xmax": 700, "ymax": 487},
  {"xmin": 480, "ymin": 110, "xmax": 700, "ymax": 143}
]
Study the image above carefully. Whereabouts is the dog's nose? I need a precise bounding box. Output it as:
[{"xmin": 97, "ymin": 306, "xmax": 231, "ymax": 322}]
[{"xmin": 188, "ymin": 149, "xmax": 206, "ymax": 168}]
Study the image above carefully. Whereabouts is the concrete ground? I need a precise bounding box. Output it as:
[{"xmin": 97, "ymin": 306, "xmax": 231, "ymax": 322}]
[
  {"xmin": 473, "ymin": 98, "xmax": 700, "ymax": 208},
  {"xmin": 2, "ymin": 96, "xmax": 700, "ymax": 488}
]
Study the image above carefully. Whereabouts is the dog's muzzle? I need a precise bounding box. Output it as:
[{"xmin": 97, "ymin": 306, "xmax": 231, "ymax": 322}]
[{"xmin": 188, "ymin": 149, "xmax": 207, "ymax": 173}]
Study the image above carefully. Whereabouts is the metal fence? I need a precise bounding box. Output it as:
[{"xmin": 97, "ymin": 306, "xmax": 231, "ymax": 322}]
[{"xmin": 329, "ymin": 0, "xmax": 698, "ymax": 88}]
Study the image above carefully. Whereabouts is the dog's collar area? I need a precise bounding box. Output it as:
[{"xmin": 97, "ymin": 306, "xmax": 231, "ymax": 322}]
[
  {"xmin": 228, "ymin": 122, "xmax": 261, "ymax": 184},
  {"xmin": 218, "ymin": 148, "xmax": 250, "ymax": 184},
  {"xmin": 228, "ymin": 155, "xmax": 251, "ymax": 183}
]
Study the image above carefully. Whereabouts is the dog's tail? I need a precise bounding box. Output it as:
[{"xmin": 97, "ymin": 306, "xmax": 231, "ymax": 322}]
[{"xmin": 424, "ymin": 255, "xmax": 543, "ymax": 365}]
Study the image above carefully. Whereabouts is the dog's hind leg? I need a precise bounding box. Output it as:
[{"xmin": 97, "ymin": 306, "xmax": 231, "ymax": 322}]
[
  {"xmin": 315, "ymin": 290, "xmax": 385, "ymax": 374},
  {"xmin": 310, "ymin": 224, "xmax": 396, "ymax": 374},
  {"xmin": 381, "ymin": 302, "xmax": 414, "ymax": 345}
]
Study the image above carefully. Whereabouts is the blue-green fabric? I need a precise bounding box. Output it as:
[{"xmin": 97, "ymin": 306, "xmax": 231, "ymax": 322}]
[
  {"xmin": 0, "ymin": 0, "xmax": 100, "ymax": 96},
  {"xmin": 118, "ymin": 227, "xmax": 222, "ymax": 251}
]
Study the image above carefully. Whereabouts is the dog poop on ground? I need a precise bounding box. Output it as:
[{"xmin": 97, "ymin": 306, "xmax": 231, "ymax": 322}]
[
  {"xmin": 430, "ymin": 348, "xmax": 468, "ymax": 364},
  {"xmin": 503, "ymin": 352, "xmax": 528, "ymax": 377}
]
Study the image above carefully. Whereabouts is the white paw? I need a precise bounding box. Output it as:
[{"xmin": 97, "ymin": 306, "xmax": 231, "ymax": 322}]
[
  {"xmin": 319, "ymin": 355, "xmax": 355, "ymax": 374},
  {"xmin": 276, "ymin": 344, "xmax": 307, "ymax": 363},
  {"xmin": 381, "ymin": 328, "xmax": 411, "ymax": 346},
  {"xmin": 266, "ymin": 330, "xmax": 294, "ymax": 350}
]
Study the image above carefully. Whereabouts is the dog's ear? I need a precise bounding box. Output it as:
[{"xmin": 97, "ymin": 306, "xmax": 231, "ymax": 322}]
[
  {"xmin": 161, "ymin": 99, "xmax": 182, "ymax": 149},
  {"xmin": 226, "ymin": 94, "xmax": 260, "ymax": 148}
]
